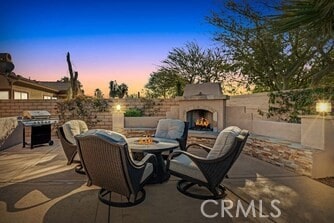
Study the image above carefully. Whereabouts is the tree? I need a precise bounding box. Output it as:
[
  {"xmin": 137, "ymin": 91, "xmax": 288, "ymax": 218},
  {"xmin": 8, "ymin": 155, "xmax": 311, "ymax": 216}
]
[
  {"xmin": 94, "ymin": 88, "xmax": 104, "ymax": 99},
  {"xmin": 269, "ymin": 0, "xmax": 334, "ymax": 86},
  {"xmin": 145, "ymin": 41, "xmax": 236, "ymax": 97},
  {"xmin": 207, "ymin": 0, "xmax": 334, "ymax": 91},
  {"xmin": 161, "ymin": 42, "xmax": 230, "ymax": 84},
  {"xmin": 145, "ymin": 69, "xmax": 186, "ymax": 98},
  {"xmin": 270, "ymin": 0, "xmax": 334, "ymax": 39},
  {"xmin": 118, "ymin": 83, "xmax": 128, "ymax": 99},
  {"xmin": 66, "ymin": 52, "xmax": 80, "ymax": 98},
  {"xmin": 109, "ymin": 80, "xmax": 128, "ymax": 98}
]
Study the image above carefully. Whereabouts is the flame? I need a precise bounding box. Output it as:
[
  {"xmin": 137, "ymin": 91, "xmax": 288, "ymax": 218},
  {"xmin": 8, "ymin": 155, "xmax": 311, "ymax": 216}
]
[
  {"xmin": 195, "ymin": 117, "xmax": 210, "ymax": 128},
  {"xmin": 138, "ymin": 135, "xmax": 153, "ymax": 145}
]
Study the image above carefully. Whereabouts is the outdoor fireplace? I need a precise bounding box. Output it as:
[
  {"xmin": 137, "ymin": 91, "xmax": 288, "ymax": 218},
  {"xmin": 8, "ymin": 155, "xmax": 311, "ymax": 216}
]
[
  {"xmin": 173, "ymin": 83, "xmax": 229, "ymax": 132},
  {"xmin": 187, "ymin": 109, "xmax": 213, "ymax": 131}
]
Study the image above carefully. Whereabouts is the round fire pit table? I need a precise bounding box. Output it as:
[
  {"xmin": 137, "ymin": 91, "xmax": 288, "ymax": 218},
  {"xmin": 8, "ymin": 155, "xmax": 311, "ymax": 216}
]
[{"xmin": 127, "ymin": 137, "xmax": 179, "ymax": 184}]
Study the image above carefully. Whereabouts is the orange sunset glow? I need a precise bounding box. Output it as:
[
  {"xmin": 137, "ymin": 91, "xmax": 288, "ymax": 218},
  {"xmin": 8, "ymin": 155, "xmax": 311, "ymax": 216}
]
[{"xmin": 1, "ymin": 1, "xmax": 216, "ymax": 97}]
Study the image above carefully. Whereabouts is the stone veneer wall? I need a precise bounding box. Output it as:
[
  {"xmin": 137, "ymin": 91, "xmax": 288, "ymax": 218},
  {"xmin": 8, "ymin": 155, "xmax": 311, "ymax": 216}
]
[
  {"xmin": 244, "ymin": 135, "xmax": 314, "ymax": 177},
  {"xmin": 0, "ymin": 99, "xmax": 178, "ymax": 137},
  {"xmin": 123, "ymin": 128, "xmax": 315, "ymax": 177},
  {"xmin": 0, "ymin": 100, "xmax": 59, "ymax": 137},
  {"xmin": 0, "ymin": 100, "xmax": 59, "ymax": 117},
  {"xmin": 0, "ymin": 100, "xmax": 114, "ymax": 136},
  {"xmin": 187, "ymin": 136, "xmax": 216, "ymax": 147}
]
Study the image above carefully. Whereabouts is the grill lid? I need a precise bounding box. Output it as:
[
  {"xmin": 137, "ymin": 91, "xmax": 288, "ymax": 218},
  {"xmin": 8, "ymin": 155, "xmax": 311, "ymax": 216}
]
[{"xmin": 23, "ymin": 110, "xmax": 51, "ymax": 120}]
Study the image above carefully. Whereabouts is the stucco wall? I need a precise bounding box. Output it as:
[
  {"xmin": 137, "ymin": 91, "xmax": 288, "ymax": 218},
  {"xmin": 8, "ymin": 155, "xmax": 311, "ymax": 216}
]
[
  {"xmin": 227, "ymin": 92, "xmax": 269, "ymax": 119},
  {"xmin": 124, "ymin": 116, "xmax": 165, "ymax": 128},
  {"xmin": 226, "ymin": 106, "xmax": 301, "ymax": 143}
]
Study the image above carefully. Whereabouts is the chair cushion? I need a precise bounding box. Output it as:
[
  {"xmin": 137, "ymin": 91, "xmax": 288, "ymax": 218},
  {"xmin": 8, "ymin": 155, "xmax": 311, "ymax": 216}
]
[
  {"xmin": 62, "ymin": 120, "xmax": 88, "ymax": 145},
  {"xmin": 92, "ymin": 129, "xmax": 127, "ymax": 144},
  {"xmin": 85, "ymin": 129, "xmax": 135, "ymax": 160},
  {"xmin": 155, "ymin": 119, "xmax": 185, "ymax": 139},
  {"xmin": 169, "ymin": 154, "xmax": 207, "ymax": 183},
  {"xmin": 207, "ymin": 126, "xmax": 241, "ymax": 159}
]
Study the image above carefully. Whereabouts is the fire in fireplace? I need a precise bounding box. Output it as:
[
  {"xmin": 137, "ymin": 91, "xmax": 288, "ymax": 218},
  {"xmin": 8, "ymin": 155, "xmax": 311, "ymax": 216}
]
[
  {"xmin": 195, "ymin": 117, "xmax": 210, "ymax": 128},
  {"xmin": 187, "ymin": 109, "xmax": 213, "ymax": 131}
]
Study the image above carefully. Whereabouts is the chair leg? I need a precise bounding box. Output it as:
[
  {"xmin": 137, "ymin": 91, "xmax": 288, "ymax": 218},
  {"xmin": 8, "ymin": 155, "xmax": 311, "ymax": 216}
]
[
  {"xmin": 75, "ymin": 163, "xmax": 86, "ymax": 175},
  {"xmin": 177, "ymin": 180, "xmax": 226, "ymax": 200},
  {"xmin": 98, "ymin": 188, "xmax": 146, "ymax": 207}
]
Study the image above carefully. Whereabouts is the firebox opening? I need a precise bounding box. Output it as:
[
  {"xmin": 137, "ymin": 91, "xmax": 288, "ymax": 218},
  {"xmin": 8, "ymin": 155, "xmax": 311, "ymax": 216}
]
[{"xmin": 187, "ymin": 109, "xmax": 213, "ymax": 131}]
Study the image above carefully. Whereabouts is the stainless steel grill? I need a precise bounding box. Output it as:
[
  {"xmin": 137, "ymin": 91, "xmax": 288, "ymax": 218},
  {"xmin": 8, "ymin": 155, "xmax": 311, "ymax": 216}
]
[{"xmin": 21, "ymin": 110, "xmax": 58, "ymax": 148}]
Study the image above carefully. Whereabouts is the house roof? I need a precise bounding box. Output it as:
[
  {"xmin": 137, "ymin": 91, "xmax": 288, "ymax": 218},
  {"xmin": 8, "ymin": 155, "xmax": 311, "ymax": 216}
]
[
  {"xmin": 38, "ymin": 81, "xmax": 70, "ymax": 92},
  {"xmin": 2, "ymin": 73, "xmax": 71, "ymax": 95},
  {"xmin": 5, "ymin": 73, "xmax": 59, "ymax": 93}
]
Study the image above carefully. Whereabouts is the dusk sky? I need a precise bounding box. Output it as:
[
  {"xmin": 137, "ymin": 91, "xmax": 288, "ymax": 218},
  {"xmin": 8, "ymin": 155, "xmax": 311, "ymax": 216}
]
[{"xmin": 1, "ymin": 0, "xmax": 220, "ymax": 96}]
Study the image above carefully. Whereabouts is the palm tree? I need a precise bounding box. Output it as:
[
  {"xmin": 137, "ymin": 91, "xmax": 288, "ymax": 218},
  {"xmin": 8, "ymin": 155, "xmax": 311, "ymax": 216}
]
[
  {"xmin": 271, "ymin": 0, "xmax": 334, "ymax": 38},
  {"xmin": 270, "ymin": 0, "xmax": 334, "ymax": 87}
]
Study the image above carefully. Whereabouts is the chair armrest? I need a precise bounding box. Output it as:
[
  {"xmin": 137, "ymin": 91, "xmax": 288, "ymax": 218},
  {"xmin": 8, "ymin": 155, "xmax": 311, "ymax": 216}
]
[
  {"xmin": 167, "ymin": 149, "xmax": 224, "ymax": 167},
  {"xmin": 166, "ymin": 150, "xmax": 210, "ymax": 170},
  {"xmin": 169, "ymin": 150, "xmax": 207, "ymax": 161},
  {"xmin": 134, "ymin": 153, "xmax": 157, "ymax": 167},
  {"xmin": 186, "ymin": 143, "xmax": 212, "ymax": 153},
  {"xmin": 175, "ymin": 137, "xmax": 187, "ymax": 151}
]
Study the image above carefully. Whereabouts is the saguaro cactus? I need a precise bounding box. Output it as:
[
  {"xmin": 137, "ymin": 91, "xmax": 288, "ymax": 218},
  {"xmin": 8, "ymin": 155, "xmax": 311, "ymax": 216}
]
[{"xmin": 66, "ymin": 52, "xmax": 79, "ymax": 98}]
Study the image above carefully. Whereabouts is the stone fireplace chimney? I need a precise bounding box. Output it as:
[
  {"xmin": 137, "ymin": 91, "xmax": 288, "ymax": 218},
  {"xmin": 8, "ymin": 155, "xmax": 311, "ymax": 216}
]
[{"xmin": 174, "ymin": 83, "xmax": 229, "ymax": 132}]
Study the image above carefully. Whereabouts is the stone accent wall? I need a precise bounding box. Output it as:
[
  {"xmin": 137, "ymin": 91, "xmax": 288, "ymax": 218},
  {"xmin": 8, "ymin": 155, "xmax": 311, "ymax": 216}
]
[
  {"xmin": 0, "ymin": 100, "xmax": 113, "ymax": 137},
  {"xmin": 123, "ymin": 129, "xmax": 156, "ymax": 138},
  {"xmin": 187, "ymin": 134, "xmax": 316, "ymax": 177},
  {"xmin": 122, "ymin": 128, "xmax": 316, "ymax": 177},
  {"xmin": 0, "ymin": 100, "xmax": 59, "ymax": 118},
  {"xmin": 244, "ymin": 135, "xmax": 314, "ymax": 176},
  {"xmin": 187, "ymin": 135, "xmax": 216, "ymax": 147},
  {"xmin": 94, "ymin": 112, "xmax": 113, "ymax": 130}
]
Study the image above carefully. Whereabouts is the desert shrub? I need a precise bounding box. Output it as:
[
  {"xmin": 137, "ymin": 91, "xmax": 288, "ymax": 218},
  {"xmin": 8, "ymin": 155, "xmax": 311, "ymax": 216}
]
[
  {"xmin": 56, "ymin": 95, "xmax": 109, "ymax": 128},
  {"xmin": 124, "ymin": 108, "xmax": 143, "ymax": 117}
]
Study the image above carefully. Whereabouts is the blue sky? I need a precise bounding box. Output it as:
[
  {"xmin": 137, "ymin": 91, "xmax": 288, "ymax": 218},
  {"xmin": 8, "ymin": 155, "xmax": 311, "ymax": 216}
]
[{"xmin": 1, "ymin": 0, "xmax": 221, "ymax": 96}]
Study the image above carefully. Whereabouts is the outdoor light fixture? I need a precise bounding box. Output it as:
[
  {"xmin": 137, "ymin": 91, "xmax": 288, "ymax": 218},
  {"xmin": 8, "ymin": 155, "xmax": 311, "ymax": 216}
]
[
  {"xmin": 116, "ymin": 104, "xmax": 121, "ymax": 111},
  {"xmin": 316, "ymin": 101, "xmax": 332, "ymax": 114}
]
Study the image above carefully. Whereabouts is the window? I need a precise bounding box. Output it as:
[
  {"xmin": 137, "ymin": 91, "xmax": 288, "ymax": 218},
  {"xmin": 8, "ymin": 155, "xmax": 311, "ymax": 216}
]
[
  {"xmin": 14, "ymin": 91, "xmax": 28, "ymax": 100},
  {"xmin": 0, "ymin": 91, "xmax": 9, "ymax": 99},
  {"xmin": 43, "ymin": 96, "xmax": 57, "ymax": 100}
]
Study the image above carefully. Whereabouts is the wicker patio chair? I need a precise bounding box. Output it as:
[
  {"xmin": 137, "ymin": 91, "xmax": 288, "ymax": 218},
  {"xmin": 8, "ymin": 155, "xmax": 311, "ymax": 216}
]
[
  {"xmin": 75, "ymin": 129, "xmax": 156, "ymax": 207},
  {"xmin": 57, "ymin": 120, "xmax": 88, "ymax": 174},
  {"xmin": 153, "ymin": 119, "xmax": 189, "ymax": 158},
  {"xmin": 167, "ymin": 126, "xmax": 249, "ymax": 200}
]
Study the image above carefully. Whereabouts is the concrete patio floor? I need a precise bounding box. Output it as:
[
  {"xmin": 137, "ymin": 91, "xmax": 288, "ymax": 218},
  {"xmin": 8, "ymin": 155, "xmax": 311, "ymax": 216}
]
[{"xmin": 0, "ymin": 140, "xmax": 333, "ymax": 223}]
